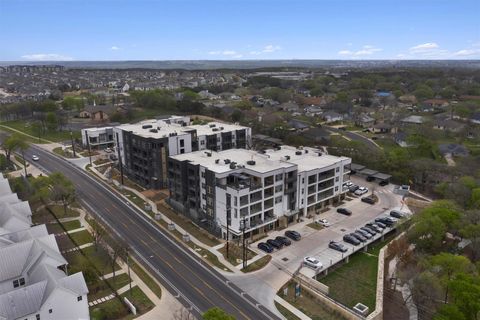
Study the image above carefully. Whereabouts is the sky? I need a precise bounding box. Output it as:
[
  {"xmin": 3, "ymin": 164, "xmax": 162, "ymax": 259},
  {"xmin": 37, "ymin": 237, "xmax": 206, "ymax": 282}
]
[{"xmin": 0, "ymin": 0, "xmax": 479, "ymax": 61}]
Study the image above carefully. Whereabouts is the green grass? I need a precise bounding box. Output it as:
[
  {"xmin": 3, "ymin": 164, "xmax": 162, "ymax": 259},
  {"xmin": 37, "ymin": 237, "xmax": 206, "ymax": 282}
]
[
  {"xmin": 90, "ymin": 298, "xmax": 128, "ymax": 320},
  {"xmin": 88, "ymin": 273, "xmax": 132, "ymax": 301},
  {"xmin": 66, "ymin": 246, "xmax": 121, "ymax": 275},
  {"xmin": 157, "ymin": 203, "xmax": 220, "ymax": 247},
  {"xmin": 130, "ymin": 261, "xmax": 162, "ymax": 299},
  {"xmin": 241, "ymin": 255, "xmax": 272, "ymax": 273},
  {"xmin": 218, "ymin": 243, "xmax": 256, "ymax": 266},
  {"xmin": 275, "ymin": 302, "xmax": 302, "ymax": 320},
  {"xmin": 307, "ymin": 222, "xmax": 324, "ymax": 231},
  {"xmin": 317, "ymin": 234, "xmax": 394, "ymax": 312},
  {"xmin": 32, "ymin": 205, "xmax": 80, "ymax": 224},
  {"xmin": 69, "ymin": 230, "xmax": 94, "ymax": 246},
  {"xmin": 46, "ymin": 220, "xmax": 81, "ymax": 233},
  {"xmin": 1, "ymin": 120, "xmax": 81, "ymax": 142},
  {"xmin": 120, "ymin": 286, "xmax": 154, "ymax": 315},
  {"xmin": 53, "ymin": 146, "xmax": 78, "ymax": 158},
  {"xmin": 279, "ymin": 281, "xmax": 348, "ymax": 320}
]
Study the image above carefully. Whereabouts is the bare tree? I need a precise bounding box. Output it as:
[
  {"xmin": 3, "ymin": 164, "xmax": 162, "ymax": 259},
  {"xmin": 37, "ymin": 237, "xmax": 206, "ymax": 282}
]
[
  {"xmin": 89, "ymin": 219, "xmax": 106, "ymax": 252},
  {"xmin": 108, "ymin": 238, "xmax": 128, "ymax": 290}
]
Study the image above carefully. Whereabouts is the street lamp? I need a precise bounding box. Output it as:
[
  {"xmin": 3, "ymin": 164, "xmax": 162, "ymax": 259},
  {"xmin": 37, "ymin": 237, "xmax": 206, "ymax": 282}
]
[
  {"xmin": 240, "ymin": 216, "xmax": 248, "ymax": 269},
  {"xmin": 70, "ymin": 130, "xmax": 76, "ymax": 158}
]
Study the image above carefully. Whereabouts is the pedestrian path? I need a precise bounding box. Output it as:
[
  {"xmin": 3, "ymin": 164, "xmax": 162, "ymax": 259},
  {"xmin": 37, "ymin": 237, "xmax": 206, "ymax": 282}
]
[
  {"xmin": 61, "ymin": 242, "xmax": 93, "ymax": 253},
  {"xmin": 88, "ymin": 283, "xmax": 138, "ymax": 307}
]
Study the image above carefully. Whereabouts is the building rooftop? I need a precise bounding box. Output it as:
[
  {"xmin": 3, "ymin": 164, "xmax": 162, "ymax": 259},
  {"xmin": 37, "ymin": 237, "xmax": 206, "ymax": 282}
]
[
  {"xmin": 171, "ymin": 149, "xmax": 295, "ymax": 174},
  {"xmin": 187, "ymin": 122, "xmax": 249, "ymax": 136}
]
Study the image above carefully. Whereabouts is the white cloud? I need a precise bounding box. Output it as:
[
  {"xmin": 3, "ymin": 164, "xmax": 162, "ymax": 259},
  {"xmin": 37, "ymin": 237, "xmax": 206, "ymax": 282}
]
[
  {"xmin": 409, "ymin": 42, "xmax": 439, "ymax": 53},
  {"xmin": 453, "ymin": 49, "xmax": 480, "ymax": 57},
  {"xmin": 110, "ymin": 46, "xmax": 120, "ymax": 51},
  {"xmin": 21, "ymin": 53, "xmax": 73, "ymax": 61},
  {"xmin": 337, "ymin": 45, "xmax": 382, "ymax": 57},
  {"xmin": 249, "ymin": 44, "xmax": 281, "ymax": 55},
  {"xmin": 208, "ymin": 50, "xmax": 238, "ymax": 56}
]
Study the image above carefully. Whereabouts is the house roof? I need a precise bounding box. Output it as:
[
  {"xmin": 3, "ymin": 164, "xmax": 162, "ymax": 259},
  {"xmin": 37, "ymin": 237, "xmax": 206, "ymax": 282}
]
[
  {"xmin": 288, "ymin": 119, "xmax": 310, "ymax": 130},
  {"xmin": 302, "ymin": 127, "xmax": 331, "ymax": 140},
  {"xmin": 350, "ymin": 163, "xmax": 366, "ymax": 171},
  {"xmin": 0, "ymin": 280, "xmax": 47, "ymax": 319},
  {"xmin": 438, "ymin": 144, "xmax": 469, "ymax": 156},
  {"xmin": 322, "ymin": 111, "xmax": 342, "ymax": 118},
  {"xmin": 401, "ymin": 115, "xmax": 425, "ymax": 124}
]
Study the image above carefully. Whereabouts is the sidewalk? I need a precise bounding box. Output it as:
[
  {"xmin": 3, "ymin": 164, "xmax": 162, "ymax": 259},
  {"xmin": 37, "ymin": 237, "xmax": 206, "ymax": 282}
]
[{"xmin": 274, "ymin": 295, "xmax": 311, "ymax": 320}]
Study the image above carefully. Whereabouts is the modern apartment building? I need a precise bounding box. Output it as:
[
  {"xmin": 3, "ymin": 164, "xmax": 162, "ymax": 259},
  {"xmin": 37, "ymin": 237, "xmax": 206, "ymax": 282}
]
[
  {"xmin": 168, "ymin": 146, "xmax": 351, "ymax": 239},
  {"xmin": 0, "ymin": 174, "xmax": 89, "ymax": 320},
  {"xmin": 112, "ymin": 116, "xmax": 251, "ymax": 189}
]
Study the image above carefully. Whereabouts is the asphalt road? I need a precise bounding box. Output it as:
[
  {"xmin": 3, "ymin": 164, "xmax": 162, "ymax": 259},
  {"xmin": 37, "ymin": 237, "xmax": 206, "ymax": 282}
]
[
  {"xmin": 326, "ymin": 126, "xmax": 380, "ymax": 150},
  {"xmin": 25, "ymin": 145, "xmax": 279, "ymax": 320}
]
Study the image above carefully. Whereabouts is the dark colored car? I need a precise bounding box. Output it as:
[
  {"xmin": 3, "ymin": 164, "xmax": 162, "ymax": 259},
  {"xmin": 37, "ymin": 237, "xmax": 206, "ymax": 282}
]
[
  {"xmin": 366, "ymin": 176, "xmax": 375, "ymax": 182},
  {"xmin": 349, "ymin": 185, "xmax": 359, "ymax": 192},
  {"xmin": 374, "ymin": 221, "xmax": 387, "ymax": 229},
  {"xmin": 275, "ymin": 236, "xmax": 292, "ymax": 246},
  {"xmin": 285, "ymin": 230, "xmax": 301, "ymax": 241},
  {"xmin": 356, "ymin": 229, "xmax": 372, "ymax": 239},
  {"xmin": 351, "ymin": 232, "xmax": 367, "ymax": 242},
  {"xmin": 375, "ymin": 217, "xmax": 395, "ymax": 227},
  {"xmin": 343, "ymin": 234, "xmax": 361, "ymax": 246},
  {"xmin": 267, "ymin": 239, "xmax": 283, "ymax": 249},
  {"xmin": 366, "ymin": 223, "xmax": 381, "ymax": 233},
  {"xmin": 361, "ymin": 226, "xmax": 377, "ymax": 235},
  {"xmin": 390, "ymin": 210, "xmax": 405, "ymax": 219},
  {"xmin": 257, "ymin": 242, "xmax": 273, "ymax": 253},
  {"xmin": 379, "ymin": 180, "xmax": 389, "ymax": 186},
  {"xmin": 361, "ymin": 196, "xmax": 375, "ymax": 204},
  {"xmin": 337, "ymin": 208, "xmax": 352, "ymax": 216},
  {"xmin": 329, "ymin": 241, "xmax": 348, "ymax": 252}
]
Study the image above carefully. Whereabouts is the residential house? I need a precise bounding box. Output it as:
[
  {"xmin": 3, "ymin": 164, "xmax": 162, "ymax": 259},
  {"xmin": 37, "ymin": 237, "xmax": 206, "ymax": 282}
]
[
  {"xmin": 438, "ymin": 144, "xmax": 470, "ymax": 157},
  {"xmin": 301, "ymin": 127, "xmax": 331, "ymax": 143},
  {"xmin": 355, "ymin": 114, "xmax": 375, "ymax": 128},
  {"xmin": 400, "ymin": 115, "xmax": 425, "ymax": 125},
  {"xmin": 278, "ymin": 102, "xmax": 300, "ymax": 113},
  {"xmin": 369, "ymin": 123, "xmax": 397, "ymax": 134},
  {"xmin": 394, "ymin": 132, "xmax": 410, "ymax": 147},
  {"xmin": 79, "ymin": 105, "xmax": 115, "ymax": 122},
  {"xmin": 433, "ymin": 119, "xmax": 465, "ymax": 132},
  {"xmin": 423, "ymin": 99, "xmax": 449, "ymax": 108},
  {"xmin": 287, "ymin": 119, "xmax": 310, "ymax": 132},
  {"xmin": 321, "ymin": 111, "xmax": 343, "ymax": 123},
  {"xmin": 470, "ymin": 112, "xmax": 480, "ymax": 125}
]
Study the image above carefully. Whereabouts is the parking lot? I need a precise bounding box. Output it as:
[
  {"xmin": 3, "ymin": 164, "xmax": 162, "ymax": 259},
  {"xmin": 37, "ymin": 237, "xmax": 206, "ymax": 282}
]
[{"xmin": 250, "ymin": 176, "xmax": 411, "ymax": 278}]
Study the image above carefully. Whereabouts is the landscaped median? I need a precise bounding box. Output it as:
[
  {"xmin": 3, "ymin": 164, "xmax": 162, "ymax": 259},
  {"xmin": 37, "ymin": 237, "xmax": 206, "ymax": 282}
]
[{"xmin": 241, "ymin": 255, "xmax": 272, "ymax": 273}]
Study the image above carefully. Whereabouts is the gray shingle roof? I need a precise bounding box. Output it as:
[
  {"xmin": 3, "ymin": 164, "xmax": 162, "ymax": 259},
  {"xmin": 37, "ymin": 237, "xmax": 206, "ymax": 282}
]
[{"xmin": 0, "ymin": 280, "xmax": 47, "ymax": 320}]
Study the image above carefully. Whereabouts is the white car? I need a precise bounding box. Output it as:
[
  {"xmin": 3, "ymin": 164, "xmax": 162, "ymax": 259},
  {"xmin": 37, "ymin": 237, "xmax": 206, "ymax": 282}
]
[
  {"xmin": 304, "ymin": 256, "xmax": 323, "ymax": 270},
  {"xmin": 32, "ymin": 155, "xmax": 39, "ymax": 161},
  {"xmin": 105, "ymin": 147, "xmax": 113, "ymax": 153},
  {"xmin": 315, "ymin": 218, "xmax": 331, "ymax": 227},
  {"xmin": 344, "ymin": 181, "xmax": 354, "ymax": 187},
  {"xmin": 354, "ymin": 187, "xmax": 368, "ymax": 195}
]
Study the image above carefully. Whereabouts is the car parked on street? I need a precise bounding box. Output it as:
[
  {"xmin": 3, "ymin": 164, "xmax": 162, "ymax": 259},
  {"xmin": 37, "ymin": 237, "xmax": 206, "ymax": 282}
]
[
  {"xmin": 343, "ymin": 234, "xmax": 361, "ymax": 246},
  {"xmin": 285, "ymin": 230, "xmax": 301, "ymax": 241},
  {"xmin": 315, "ymin": 218, "xmax": 331, "ymax": 227},
  {"xmin": 275, "ymin": 236, "xmax": 291, "ymax": 246},
  {"xmin": 257, "ymin": 242, "xmax": 273, "ymax": 253},
  {"xmin": 329, "ymin": 241, "xmax": 348, "ymax": 252},
  {"xmin": 267, "ymin": 239, "xmax": 283, "ymax": 249},
  {"xmin": 337, "ymin": 208, "xmax": 352, "ymax": 216},
  {"xmin": 303, "ymin": 256, "xmax": 323, "ymax": 270},
  {"xmin": 361, "ymin": 196, "xmax": 375, "ymax": 204}
]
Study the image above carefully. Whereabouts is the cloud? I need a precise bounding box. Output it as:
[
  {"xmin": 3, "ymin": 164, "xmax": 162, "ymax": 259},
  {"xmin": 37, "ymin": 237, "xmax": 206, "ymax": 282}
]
[
  {"xmin": 208, "ymin": 50, "xmax": 238, "ymax": 56},
  {"xmin": 21, "ymin": 53, "xmax": 73, "ymax": 61},
  {"xmin": 110, "ymin": 46, "xmax": 120, "ymax": 50},
  {"xmin": 453, "ymin": 49, "xmax": 480, "ymax": 57},
  {"xmin": 249, "ymin": 44, "xmax": 281, "ymax": 55},
  {"xmin": 337, "ymin": 45, "xmax": 382, "ymax": 57},
  {"xmin": 409, "ymin": 42, "xmax": 439, "ymax": 53}
]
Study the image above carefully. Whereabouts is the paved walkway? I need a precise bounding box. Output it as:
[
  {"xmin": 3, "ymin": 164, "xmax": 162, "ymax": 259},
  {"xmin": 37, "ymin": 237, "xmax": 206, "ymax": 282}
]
[{"xmin": 274, "ymin": 295, "xmax": 311, "ymax": 320}]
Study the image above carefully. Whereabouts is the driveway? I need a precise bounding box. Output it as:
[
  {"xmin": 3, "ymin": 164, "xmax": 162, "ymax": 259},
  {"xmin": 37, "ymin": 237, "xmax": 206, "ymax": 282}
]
[{"xmin": 327, "ymin": 126, "xmax": 381, "ymax": 150}]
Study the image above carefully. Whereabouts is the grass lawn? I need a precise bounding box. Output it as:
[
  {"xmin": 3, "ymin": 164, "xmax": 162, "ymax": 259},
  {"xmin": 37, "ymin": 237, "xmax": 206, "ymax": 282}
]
[
  {"xmin": 1, "ymin": 120, "xmax": 81, "ymax": 142},
  {"xmin": 46, "ymin": 220, "xmax": 81, "ymax": 234},
  {"xmin": 33, "ymin": 205, "xmax": 80, "ymax": 224},
  {"xmin": 275, "ymin": 302, "xmax": 301, "ymax": 320},
  {"xmin": 66, "ymin": 246, "xmax": 121, "ymax": 275},
  {"xmin": 241, "ymin": 255, "xmax": 272, "ymax": 273},
  {"xmin": 90, "ymin": 298, "xmax": 129, "ymax": 320},
  {"xmin": 53, "ymin": 146, "xmax": 78, "ymax": 158},
  {"xmin": 69, "ymin": 230, "xmax": 94, "ymax": 246},
  {"xmin": 88, "ymin": 273, "xmax": 132, "ymax": 301},
  {"xmin": 318, "ymin": 234, "xmax": 394, "ymax": 312},
  {"xmin": 157, "ymin": 202, "xmax": 220, "ymax": 247},
  {"xmin": 130, "ymin": 261, "xmax": 162, "ymax": 299},
  {"xmin": 218, "ymin": 243, "xmax": 256, "ymax": 266},
  {"xmin": 306, "ymin": 222, "xmax": 324, "ymax": 231},
  {"xmin": 279, "ymin": 281, "xmax": 348, "ymax": 320},
  {"xmin": 120, "ymin": 286, "xmax": 154, "ymax": 315}
]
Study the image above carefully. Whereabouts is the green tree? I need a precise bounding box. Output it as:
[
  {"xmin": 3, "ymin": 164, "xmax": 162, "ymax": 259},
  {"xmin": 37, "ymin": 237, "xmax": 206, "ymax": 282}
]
[
  {"xmin": 202, "ymin": 307, "xmax": 235, "ymax": 320},
  {"xmin": 48, "ymin": 172, "xmax": 76, "ymax": 216},
  {"xmin": 408, "ymin": 212, "xmax": 446, "ymax": 253},
  {"xmin": 45, "ymin": 112, "xmax": 58, "ymax": 131},
  {"xmin": 448, "ymin": 273, "xmax": 480, "ymax": 320},
  {"xmin": 1, "ymin": 134, "xmax": 24, "ymax": 163},
  {"xmin": 231, "ymin": 109, "xmax": 244, "ymax": 123},
  {"xmin": 434, "ymin": 304, "xmax": 466, "ymax": 320}
]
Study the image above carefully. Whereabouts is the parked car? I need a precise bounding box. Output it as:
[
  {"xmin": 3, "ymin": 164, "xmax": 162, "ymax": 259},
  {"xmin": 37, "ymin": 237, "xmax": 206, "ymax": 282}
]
[
  {"xmin": 343, "ymin": 181, "xmax": 354, "ymax": 187},
  {"xmin": 343, "ymin": 234, "xmax": 361, "ymax": 246},
  {"xmin": 379, "ymin": 180, "xmax": 389, "ymax": 186},
  {"xmin": 267, "ymin": 239, "xmax": 283, "ymax": 249},
  {"xmin": 329, "ymin": 241, "xmax": 348, "ymax": 253},
  {"xmin": 257, "ymin": 242, "xmax": 273, "ymax": 253},
  {"xmin": 337, "ymin": 208, "xmax": 352, "ymax": 216},
  {"xmin": 351, "ymin": 232, "xmax": 367, "ymax": 242},
  {"xmin": 390, "ymin": 210, "xmax": 406, "ymax": 219},
  {"xmin": 375, "ymin": 217, "xmax": 395, "ymax": 227},
  {"xmin": 105, "ymin": 147, "xmax": 113, "ymax": 153},
  {"xmin": 356, "ymin": 229, "xmax": 373, "ymax": 239},
  {"xmin": 285, "ymin": 230, "xmax": 301, "ymax": 241},
  {"xmin": 32, "ymin": 155, "xmax": 39, "ymax": 161},
  {"xmin": 303, "ymin": 256, "xmax": 323, "ymax": 270},
  {"xmin": 365, "ymin": 223, "xmax": 381, "ymax": 233},
  {"xmin": 361, "ymin": 196, "xmax": 375, "ymax": 204},
  {"xmin": 316, "ymin": 218, "xmax": 331, "ymax": 227},
  {"xmin": 349, "ymin": 185, "xmax": 359, "ymax": 192},
  {"xmin": 374, "ymin": 221, "xmax": 387, "ymax": 229},
  {"xmin": 361, "ymin": 226, "xmax": 377, "ymax": 235},
  {"xmin": 366, "ymin": 176, "xmax": 375, "ymax": 182},
  {"xmin": 275, "ymin": 236, "xmax": 291, "ymax": 246},
  {"xmin": 354, "ymin": 187, "xmax": 369, "ymax": 196}
]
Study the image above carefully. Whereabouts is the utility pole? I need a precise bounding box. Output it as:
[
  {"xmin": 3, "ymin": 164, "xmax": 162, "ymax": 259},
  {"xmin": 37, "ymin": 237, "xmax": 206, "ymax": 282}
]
[
  {"xmin": 85, "ymin": 131, "xmax": 92, "ymax": 166},
  {"xmin": 70, "ymin": 130, "xmax": 76, "ymax": 158},
  {"xmin": 21, "ymin": 150, "xmax": 27, "ymax": 177},
  {"xmin": 242, "ymin": 216, "xmax": 247, "ymax": 269}
]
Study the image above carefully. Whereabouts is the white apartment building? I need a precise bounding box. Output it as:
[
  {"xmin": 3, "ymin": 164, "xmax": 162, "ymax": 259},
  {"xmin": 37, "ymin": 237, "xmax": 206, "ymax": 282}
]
[{"xmin": 168, "ymin": 146, "xmax": 351, "ymax": 239}]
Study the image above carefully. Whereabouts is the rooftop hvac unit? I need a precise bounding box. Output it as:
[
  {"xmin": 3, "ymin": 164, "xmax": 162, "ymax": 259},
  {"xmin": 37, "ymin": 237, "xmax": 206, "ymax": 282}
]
[
  {"xmin": 285, "ymin": 155, "xmax": 291, "ymax": 160},
  {"xmin": 209, "ymin": 124, "xmax": 216, "ymax": 128},
  {"xmin": 215, "ymin": 159, "xmax": 220, "ymax": 164},
  {"xmin": 149, "ymin": 129, "xmax": 158, "ymax": 133},
  {"xmin": 247, "ymin": 160, "xmax": 256, "ymax": 165},
  {"xmin": 229, "ymin": 163, "xmax": 236, "ymax": 169},
  {"xmin": 295, "ymin": 151, "xmax": 302, "ymax": 155},
  {"xmin": 142, "ymin": 124, "xmax": 153, "ymax": 129},
  {"xmin": 318, "ymin": 152, "xmax": 322, "ymax": 156},
  {"xmin": 224, "ymin": 159, "xmax": 231, "ymax": 164}
]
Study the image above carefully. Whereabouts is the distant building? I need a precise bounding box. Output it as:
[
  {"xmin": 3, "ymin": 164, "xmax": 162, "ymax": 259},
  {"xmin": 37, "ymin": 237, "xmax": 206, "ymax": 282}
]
[
  {"xmin": 438, "ymin": 144, "xmax": 470, "ymax": 157},
  {"xmin": 322, "ymin": 111, "xmax": 343, "ymax": 123},
  {"xmin": 400, "ymin": 115, "xmax": 425, "ymax": 125}
]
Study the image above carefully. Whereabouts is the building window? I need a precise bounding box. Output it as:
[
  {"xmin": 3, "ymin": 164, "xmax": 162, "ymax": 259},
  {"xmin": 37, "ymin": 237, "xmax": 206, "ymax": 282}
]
[
  {"xmin": 301, "ymin": 188, "xmax": 304, "ymax": 194},
  {"xmin": 49, "ymin": 309, "xmax": 53, "ymax": 314},
  {"xmin": 19, "ymin": 278, "xmax": 25, "ymax": 286},
  {"xmin": 13, "ymin": 280, "xmax": 18, "ymax": 288},
  {"xmin": 336, "ymin": 167, "xmax": 339, "ymax": 172},
  {"xmin": 36, "ymin": 315, "xmax": 40, "ymax": 320},
  {"xmin": 335, "ymin": 177, "xmax": 339, "ymax": 182},
  {"xmin": 275, "ymin": 174, "xmax": 283, "ymax": 181},
  {"xmin": 180, "ymin": 139, "xmax": 185, "ymax": 147},
  {"xmin": 275, "ymin": 196, "xmax": 282, "ymax": 204},
  {"xmin": 301, "ymin": 177, "xmax": 305, "ymax": 184},
  {"xmin": 234, "ymin": 209, "xmax": 238, "ymax": 218},
  {"xmin": 275, "ymin": 185, "xmax": 283, "ymax": 193},
  {"xmin": 200, "ymin": 140, "xmax": 205, "ymax": 145},
  {"xmin": 335, "ymin": 186, "xmax": 339, "ymax": 191},
  {"xmin": 13, "ymin": 278, "xmax": 25, "ymax": 288},
  {"xmin": 180, "ymin": 149, "xmax": 185, "ymax": 154},
  {"xmin": 77, "ymin": 296, "xmax": 83, "ymax": 302},
  {"xmin": 201, "ymin": 171, "xmax": 205, "ymax": 178}
]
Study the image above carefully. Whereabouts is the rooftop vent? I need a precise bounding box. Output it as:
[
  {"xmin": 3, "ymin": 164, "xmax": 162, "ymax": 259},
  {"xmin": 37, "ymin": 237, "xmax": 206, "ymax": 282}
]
[
  {"xmin": 209, "ymin": 124, "xmax": 216, "ymax": 128},
  {"xmin": 205, "ymin": 152, "xmax": 212, "ymax": 157},
  {"xmin": 215, "ymin": 159, "xmax": 220, "ymax": 164},
  {"xmin": 149, "ymin": 129, "xmax": 158, "ymax": 133},
  {"xmin": 318, "ymin": 152, "xmax": 322, "ymax": 156},
  {"xmin": 295, "ymin": 151, "xmax": 302, "ymax": 155},
  {"xmin": 229, "ymin": 162, "xmax": 237, "ymax": 169},
  {"xmin": 224, "ymin": 159, "xmax": 231, "ymax": 164},
  {"xmin": 247, "ymin": 160, "xmax": 256, "ymax": 166},
  {"xmin": 285, "ymin": 155, "xmax": 291, "ymax": 160},
  {"xmin": 219, "ymin": 127, "xmax": 224, "ymax": 130},
  {"xmin": 305, "ymin": 149, "xmax": 309, "ymax": 154},
  {"xmin": 142, "ymin": 124, "xmax": 153, "ymax": 129},
  {"xmin": 212, "ymin": 128, "xmax": 219, "ymax": 132}
]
